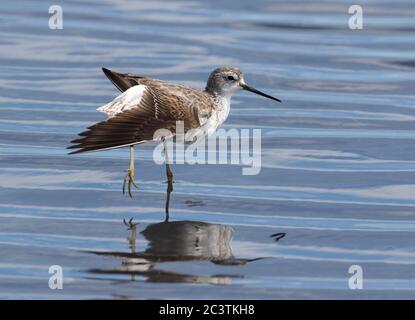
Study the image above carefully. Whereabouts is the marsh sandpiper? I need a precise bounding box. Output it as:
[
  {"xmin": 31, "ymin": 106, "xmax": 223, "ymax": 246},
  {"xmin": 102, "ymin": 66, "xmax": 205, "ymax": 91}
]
[{"xmin": 68, "ymin": 66, "xmax": 281, "ymax": 217}]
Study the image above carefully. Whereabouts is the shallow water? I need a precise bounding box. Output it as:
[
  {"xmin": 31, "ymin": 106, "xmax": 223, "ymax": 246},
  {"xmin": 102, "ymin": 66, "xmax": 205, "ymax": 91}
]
[{"xmin": 1, "ymin": 0, "xmax": 415, "ymax": 299}]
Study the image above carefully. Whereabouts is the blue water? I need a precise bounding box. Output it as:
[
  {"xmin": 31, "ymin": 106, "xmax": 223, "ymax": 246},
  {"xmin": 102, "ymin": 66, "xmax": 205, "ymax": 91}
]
[{"xmin": 1, "ymin": 0, "xmax": 415, "ymax": 299}]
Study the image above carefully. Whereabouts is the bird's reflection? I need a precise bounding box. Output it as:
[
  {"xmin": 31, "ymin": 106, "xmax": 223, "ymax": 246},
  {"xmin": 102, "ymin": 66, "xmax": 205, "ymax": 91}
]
[{"xmin": 86, "ymin": 219, "xmax": 264, "ymax": 285}]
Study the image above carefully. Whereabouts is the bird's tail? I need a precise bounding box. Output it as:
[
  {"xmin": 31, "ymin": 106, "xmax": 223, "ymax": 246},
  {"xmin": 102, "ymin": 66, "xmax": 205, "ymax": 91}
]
[{"xmin": 102, "ymin": 68, "xmax": 142, "ymax": 92}]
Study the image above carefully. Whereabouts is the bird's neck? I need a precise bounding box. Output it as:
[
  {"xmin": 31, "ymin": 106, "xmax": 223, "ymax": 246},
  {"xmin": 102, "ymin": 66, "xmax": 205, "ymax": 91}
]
[
  {"xmin": 205, "ymin": 88, "xmax": 232, "ymax": 103},
  {"xmin": 215, "ymin": 95, "xmax": 231, "ymax": 115}
]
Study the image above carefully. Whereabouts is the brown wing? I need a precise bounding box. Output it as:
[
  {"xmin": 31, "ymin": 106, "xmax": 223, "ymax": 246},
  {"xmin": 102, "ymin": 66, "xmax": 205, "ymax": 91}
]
[{"xmin": 68, "ymin": 86, "xmax": 201, "ymax": 154}]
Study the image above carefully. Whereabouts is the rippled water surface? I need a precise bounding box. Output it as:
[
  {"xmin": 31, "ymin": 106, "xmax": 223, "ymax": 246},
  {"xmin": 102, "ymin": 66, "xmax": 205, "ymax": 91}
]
[{"xmin": 1, "ymin": 0, "xmax": 415, "ymax": 299}]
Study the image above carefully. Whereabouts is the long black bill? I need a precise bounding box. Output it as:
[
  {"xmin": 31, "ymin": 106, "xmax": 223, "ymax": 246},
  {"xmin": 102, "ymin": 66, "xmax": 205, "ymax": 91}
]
[{"xmin": 240, "ymin": 82, "xmax": 281, "ymax": 103}]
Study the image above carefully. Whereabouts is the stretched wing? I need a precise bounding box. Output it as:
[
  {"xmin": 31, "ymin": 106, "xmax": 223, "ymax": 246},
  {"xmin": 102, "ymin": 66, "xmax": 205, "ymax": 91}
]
[{"xmin": 68, "ymin": 84, "xmax": 201, "ymax": 154}]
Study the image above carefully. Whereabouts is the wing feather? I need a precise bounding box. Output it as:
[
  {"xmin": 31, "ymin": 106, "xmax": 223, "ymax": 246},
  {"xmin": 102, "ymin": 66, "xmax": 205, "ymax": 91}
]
[
  {"xmin": 68, "ymin": 84, "xmax": 201, "ymax": 154},
  {"xmin": 102, "ymin": 67, "xmax": 142, "ymax": 92}
]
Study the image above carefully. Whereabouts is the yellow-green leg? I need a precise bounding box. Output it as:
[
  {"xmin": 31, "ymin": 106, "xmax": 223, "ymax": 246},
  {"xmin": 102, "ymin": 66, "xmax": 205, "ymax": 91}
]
[{"xmin": 123, "ymin": 145, "xmax": 138, "ymax": 198}]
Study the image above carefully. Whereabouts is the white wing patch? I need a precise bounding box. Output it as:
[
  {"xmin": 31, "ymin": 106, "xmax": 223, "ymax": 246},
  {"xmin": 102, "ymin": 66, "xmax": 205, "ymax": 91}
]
[{"xmin": 97, "ymin": 85, "xmax": 147, "ymax": 118}]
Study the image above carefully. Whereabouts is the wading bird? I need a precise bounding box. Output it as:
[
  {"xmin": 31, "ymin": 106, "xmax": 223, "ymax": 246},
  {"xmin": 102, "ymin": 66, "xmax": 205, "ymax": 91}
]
[{"xmin": 68, "ymin": 67, "xmax": 281, "ymax": 218}]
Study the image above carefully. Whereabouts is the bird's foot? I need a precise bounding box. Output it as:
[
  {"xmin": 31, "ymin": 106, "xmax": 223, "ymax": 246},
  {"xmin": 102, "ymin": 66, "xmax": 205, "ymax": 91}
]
[
  {"xmin": 122, "ymin": 168, "xmax": 138, "ymax": 198},
  {"xmin": 270, "ymin": 232, "xmax": 286, "ymax": 242},
  {"xmin": 123, "ymin": 217, "xmax": 139, "ymax": 230}
]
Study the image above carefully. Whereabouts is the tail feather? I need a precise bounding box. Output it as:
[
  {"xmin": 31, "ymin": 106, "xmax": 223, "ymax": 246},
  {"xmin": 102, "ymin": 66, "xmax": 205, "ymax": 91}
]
[{"xmin": 102, "ymin": 68, "xmax": 142, "ymax": 92}]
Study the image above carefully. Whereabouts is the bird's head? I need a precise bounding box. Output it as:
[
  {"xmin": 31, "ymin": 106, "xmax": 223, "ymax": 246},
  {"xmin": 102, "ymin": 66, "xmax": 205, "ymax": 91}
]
[{"xmin": 206, "ymin": 66, "xmax": 281, "ymax": 102}]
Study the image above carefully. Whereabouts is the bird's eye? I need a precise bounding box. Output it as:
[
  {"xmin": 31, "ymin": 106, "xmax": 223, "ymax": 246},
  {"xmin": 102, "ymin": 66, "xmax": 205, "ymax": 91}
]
[{"xmin": 227, "ymin": 75, "xmax": 235, "ymax": 81}]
